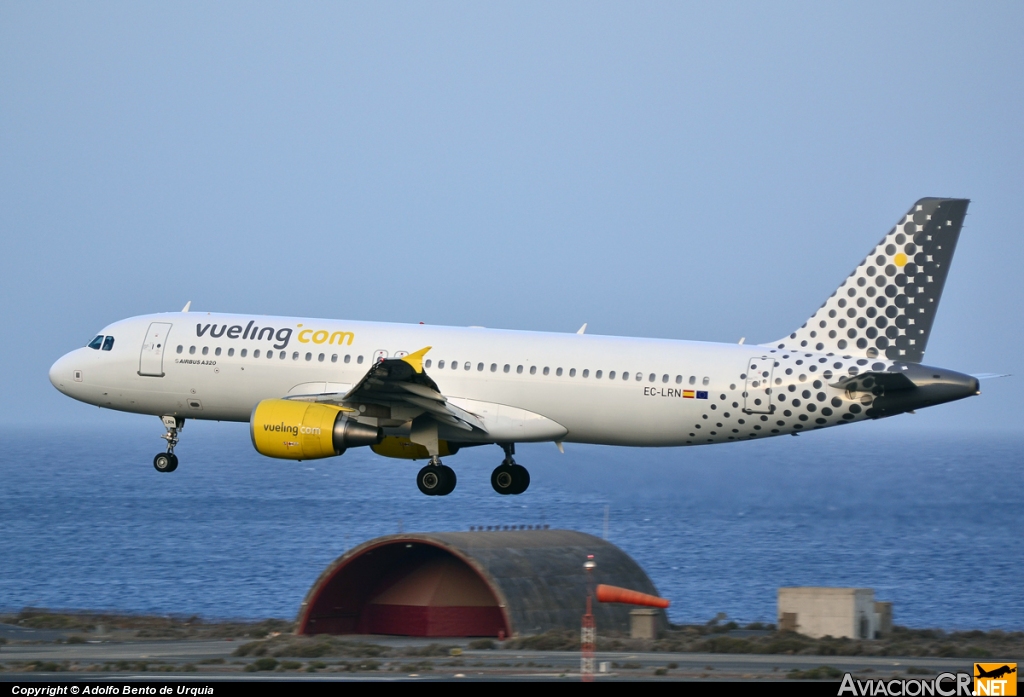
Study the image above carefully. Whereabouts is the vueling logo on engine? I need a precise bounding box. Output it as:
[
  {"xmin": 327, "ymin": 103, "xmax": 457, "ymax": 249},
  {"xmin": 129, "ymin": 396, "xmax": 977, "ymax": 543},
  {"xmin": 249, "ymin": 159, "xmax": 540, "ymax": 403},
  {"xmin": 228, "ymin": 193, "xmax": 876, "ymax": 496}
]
[
  {"xmin": 195, "ymin": 321, "xmax": 354, "ymax": 350},
  {"xmin": 263, "ymin": 422, "xmax": 322, "ymax": 436}
]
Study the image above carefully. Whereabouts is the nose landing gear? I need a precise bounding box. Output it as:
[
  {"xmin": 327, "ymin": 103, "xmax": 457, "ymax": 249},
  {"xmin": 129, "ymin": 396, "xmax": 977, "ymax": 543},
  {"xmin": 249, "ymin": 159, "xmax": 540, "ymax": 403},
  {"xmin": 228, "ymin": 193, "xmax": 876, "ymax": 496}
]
[
  {"xmin": 154, "ymin": 416, "xmax": 183, "ymax": 473},
  {"xmin": 491, "ymin": 443, "xmax": 529, "ymax": 495},
  {"xmin": 417, "ymin": 456, "xmax": 456, "ymax": 496}
]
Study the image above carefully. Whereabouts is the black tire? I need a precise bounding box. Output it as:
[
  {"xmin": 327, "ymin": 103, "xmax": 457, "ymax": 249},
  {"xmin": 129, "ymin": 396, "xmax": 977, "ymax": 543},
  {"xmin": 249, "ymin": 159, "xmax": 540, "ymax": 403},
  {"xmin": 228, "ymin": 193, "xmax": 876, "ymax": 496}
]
[
  {"xmin": 510, "ymin": 464, "xmax": 530, "ymax": 494},
  {"xmin": 154, "ymin": 453, "xmax": 177, "ymax": 473},
  {"xmin": 417, "ymin": 465, "xmax": 445, "ymax": 496},
  {"xmin": 490, "ymin": 464, "xmax": 515, "ymax": 495},
  {"xmin": 437, "ymin": 465, "xmax": 457, "ymax": 496}
]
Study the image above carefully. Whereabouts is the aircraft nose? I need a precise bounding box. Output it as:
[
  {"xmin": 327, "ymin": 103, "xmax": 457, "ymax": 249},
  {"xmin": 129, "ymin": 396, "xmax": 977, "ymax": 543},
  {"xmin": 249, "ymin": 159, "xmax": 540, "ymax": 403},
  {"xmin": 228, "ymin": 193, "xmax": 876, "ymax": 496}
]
[{"xmin": 49, "ymin": 352, "xmax": 76, "ymax": 394}]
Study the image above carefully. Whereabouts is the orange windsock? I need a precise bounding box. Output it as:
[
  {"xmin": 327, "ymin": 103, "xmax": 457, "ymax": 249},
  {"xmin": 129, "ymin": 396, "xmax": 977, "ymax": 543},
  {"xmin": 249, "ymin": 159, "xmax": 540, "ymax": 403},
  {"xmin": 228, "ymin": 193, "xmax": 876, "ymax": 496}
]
[{"xmin": 596, "ymin": 584, "xmax": 670, "ymax": 608}]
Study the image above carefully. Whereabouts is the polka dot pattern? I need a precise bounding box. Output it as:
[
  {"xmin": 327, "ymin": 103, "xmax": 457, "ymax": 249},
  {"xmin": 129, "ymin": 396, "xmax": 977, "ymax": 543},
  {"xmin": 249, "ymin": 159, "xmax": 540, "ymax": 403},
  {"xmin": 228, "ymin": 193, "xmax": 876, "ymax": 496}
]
[
  {"xmin": 770, "ymin": 198, "xmax": 968, "ymax": 363},
  {"xmin": 682, "ymin": 350, "xmax": 880, "ymax": 446}
]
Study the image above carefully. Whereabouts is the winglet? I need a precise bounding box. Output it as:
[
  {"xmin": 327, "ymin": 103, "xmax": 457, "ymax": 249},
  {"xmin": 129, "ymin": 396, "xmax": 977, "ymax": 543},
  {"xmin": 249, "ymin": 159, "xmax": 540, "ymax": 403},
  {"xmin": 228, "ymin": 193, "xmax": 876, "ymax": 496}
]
[
  {"xmin": 577, "ymin": 323, "xmax": 587, "ymax": 335},
  {"xmin": 181, "ymin": 301, "xmax": 191, "ymax": 313},
  {"xmin": 401, "ymin": 346, "xmax": 432, "ymax": 374}
]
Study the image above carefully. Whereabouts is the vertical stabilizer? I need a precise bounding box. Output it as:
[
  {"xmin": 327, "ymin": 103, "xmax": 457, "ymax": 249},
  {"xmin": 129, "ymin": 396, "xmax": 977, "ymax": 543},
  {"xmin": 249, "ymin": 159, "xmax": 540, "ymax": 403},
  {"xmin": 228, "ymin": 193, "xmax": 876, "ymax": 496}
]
[{"xmin": 767, "ymin": 198, "xmax": 969, "ymax": 363}]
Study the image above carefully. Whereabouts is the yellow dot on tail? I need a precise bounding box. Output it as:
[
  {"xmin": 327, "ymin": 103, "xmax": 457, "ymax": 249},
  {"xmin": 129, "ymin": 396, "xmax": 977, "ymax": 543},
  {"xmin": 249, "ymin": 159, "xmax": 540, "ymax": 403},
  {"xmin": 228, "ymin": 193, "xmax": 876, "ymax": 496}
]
[{"xmin": 894, "ymin": 252, "xmax": 907, "ymax": 267}]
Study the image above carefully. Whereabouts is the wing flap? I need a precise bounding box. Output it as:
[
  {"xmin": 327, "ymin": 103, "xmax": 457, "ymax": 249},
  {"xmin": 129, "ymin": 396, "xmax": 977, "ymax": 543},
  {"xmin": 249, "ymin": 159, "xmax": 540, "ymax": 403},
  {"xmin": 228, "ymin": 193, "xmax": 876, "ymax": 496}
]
[{"xmin": 337, "ymin": 347, "xmax": 488, "ymax": 434}]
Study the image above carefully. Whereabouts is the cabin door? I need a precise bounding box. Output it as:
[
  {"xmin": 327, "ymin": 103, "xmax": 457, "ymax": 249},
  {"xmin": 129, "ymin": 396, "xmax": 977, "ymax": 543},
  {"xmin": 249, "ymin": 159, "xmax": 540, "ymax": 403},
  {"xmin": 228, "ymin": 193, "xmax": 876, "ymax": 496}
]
[
  {"xmin": 743, "ymin": 356, "xmax": 775, "ymax": 414},
  {"xmin": 139, "ymin": 322, "xmax": 173, "ymax": 377}
]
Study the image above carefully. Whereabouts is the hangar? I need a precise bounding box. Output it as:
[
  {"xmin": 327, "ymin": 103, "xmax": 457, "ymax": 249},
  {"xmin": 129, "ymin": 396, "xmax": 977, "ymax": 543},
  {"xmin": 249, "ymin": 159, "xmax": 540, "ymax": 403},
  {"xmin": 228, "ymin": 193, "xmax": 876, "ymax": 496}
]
[{"xmin": 297, "ymin": 529, "xmax": 667, "ymax": 638}]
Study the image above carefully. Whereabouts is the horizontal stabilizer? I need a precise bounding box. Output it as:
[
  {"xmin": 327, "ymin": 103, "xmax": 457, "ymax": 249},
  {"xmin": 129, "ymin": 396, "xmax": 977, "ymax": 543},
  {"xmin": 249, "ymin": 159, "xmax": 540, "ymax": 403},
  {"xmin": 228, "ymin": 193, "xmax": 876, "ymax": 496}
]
[
  {"xmin": 970, "ymin": 373, "xmax": 1010, "ymax": 380},
  {"xmin": 830, "ymin": 371, "xmax": 916, "ymax": 393}
]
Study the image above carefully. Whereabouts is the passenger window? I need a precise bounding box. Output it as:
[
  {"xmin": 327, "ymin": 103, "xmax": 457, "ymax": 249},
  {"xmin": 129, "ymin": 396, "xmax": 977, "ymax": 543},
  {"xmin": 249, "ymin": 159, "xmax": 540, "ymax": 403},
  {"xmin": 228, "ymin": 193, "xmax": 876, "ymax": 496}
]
[
  {"xmin": 240, "ymin": 349, "xmax": 247, "ymax": 357},
  {"xmin": 503, "ymin": 364, "xmax": 510, "ymax": 373},
  {"xmin": 88, "ymin": 335, "xmax": 104, "ymax": 350},
  {"xmin": 649, "ymin": 373, "xmax": 656, "ymax": 382},
  {"xmin": 344, "ymin": 355, "xmax": 351, "ymax": 363},
  {"xmin": 609, "ymin": 371, "xmax": 615, "ymax": 379},
  {"xmin": 318, "ymin": 353, "xmax": 324, "ymax": 362},
  {"xmin": 102, "ymin": 336, "xmax": 114, "ymax": 351},
  {"xmin": 331, "ymin": 354, "xmax": 337, "ymax": 363},
  {"xmin": 596, "ymin": 370, "xmax": 603, "ymax": 379},
  {"xmin": 439, "ymin": 360, "xmax": 445, "ymax": 369},
  {"xmin": 477, "ymin": 363, "xmax": 484, "ymax": 371},
  {"xmin": 689, "ymin": 376, "xmax": 696, "ymax": 385},
  {"xmin": 452, "ymin": 361, "xmax": 458, "ymax": 370},
  {"xmin": 675, "ymin": 375, "xmax": 682, "ymax": 384},
  {"xmin": 530, "ymin": 366, "xmax": 537, "ymax": 375},
  {"xmin": 517, "ymin": 365, "xmax": 523, "ymax": 374},
  {"xmin": 662, "ymin": 374, "xmax": 669, "ymax": 383},
  {"xmin": 357, "ymin": 356, "xmax": 364, "ymax": 364},
  {"xmin": 425, "ymin": 359, "xmax": 432, "ymax": 368},
  {"xmin": 569, "ymin": 368, "xmax": 576, "ymax": 377},
  {"xmin": 582, "ymin": 369, "xmax": 589, "ymax": 378},
  {"xmin": 215, "ymin": 347, "xmax": 222, "ymax": 356},
  {"xmin": 556, "ymin": 368, "xmax": 563, "ymax": 376},
  {"xmin": 635, "ymin": 373, "xmax": 642, "ymax": 382},
  {"xmin": 228, "ymin": 348, "xmax": 234, "ymax": 357},
  {"xmin": 543, "ymin": 367, "xmax": 550, "ymax": 375},
  {"xmin": 703, "ymin": 376, "xmax": 710, "ymax": 386},
  {"xmin": 202, "ymin": 347, "xmax": 209, "ymax": 356},
  {"xmin": 254, "ymin": 349, "xmax": 261, "ymax": 358},
  {"xmin": 279, "ymin": 351, "xmax": 285, "ymax": 359},
  {"xmin": 622, "ymin": 372, "xmax": 629, "ymax": 380},
  {"xmin": 189, "ymin": 346, "xmax": 196, "ymax": 355},
  {"xmin": 491, "ymin": 364, "xmax": 497, "ymax": 372},
  {"xmin": 464, "ymin": 362, "xmax": 471, "ymax": 370},
  {"xmin": 305, "ymin": 353, "xmax": 312, "ymax": 361},
  {"xmin": 176, "ymin": 345, "xmax": 183, "ymax": 354},
  {"xmin": 292, "ymin": 352, "xmax": 299, "ymax": 360}
]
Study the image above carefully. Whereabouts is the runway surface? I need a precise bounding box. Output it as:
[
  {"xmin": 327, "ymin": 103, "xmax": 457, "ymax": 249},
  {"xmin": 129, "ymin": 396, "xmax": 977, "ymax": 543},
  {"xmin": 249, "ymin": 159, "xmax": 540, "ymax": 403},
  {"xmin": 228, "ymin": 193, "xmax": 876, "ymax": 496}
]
[{"xmin": 1, "ymin": 635, "xmax": 998, "ymax": 682}]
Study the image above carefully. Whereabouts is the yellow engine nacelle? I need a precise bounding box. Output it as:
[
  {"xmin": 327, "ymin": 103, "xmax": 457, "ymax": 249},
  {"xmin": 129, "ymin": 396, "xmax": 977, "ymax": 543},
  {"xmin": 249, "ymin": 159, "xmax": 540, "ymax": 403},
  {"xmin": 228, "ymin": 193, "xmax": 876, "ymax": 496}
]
[
  {"xmin": 250, "ymin": 399, "xmax": 382, "ymax": 460},
  {"xmin": 371, "ymin": 436, "xmax": 459, "ymax": 460}
]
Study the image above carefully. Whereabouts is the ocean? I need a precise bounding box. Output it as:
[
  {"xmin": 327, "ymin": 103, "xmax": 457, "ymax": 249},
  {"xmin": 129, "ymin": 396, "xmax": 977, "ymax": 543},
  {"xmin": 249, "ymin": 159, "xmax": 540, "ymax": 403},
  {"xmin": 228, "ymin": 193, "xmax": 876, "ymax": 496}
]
[{"xmin": 0, "ymin": 420, "xmax": 1020, "ymax": 629}]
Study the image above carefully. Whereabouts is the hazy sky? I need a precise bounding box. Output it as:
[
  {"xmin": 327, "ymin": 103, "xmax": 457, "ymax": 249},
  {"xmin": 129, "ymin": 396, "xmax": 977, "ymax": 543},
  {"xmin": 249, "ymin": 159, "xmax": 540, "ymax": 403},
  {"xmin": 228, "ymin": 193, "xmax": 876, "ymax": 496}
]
[{"xmin": 2, "ymin": 2, "xmax": 1021, "ymax": 433}]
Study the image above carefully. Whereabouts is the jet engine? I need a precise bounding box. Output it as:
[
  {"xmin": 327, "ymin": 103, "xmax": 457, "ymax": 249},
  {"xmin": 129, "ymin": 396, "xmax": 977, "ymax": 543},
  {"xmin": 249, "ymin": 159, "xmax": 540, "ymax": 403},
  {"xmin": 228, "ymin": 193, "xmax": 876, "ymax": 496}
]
[{"xmin": 250, "ymin": 399, "xmax": 382, "ymax": 460}]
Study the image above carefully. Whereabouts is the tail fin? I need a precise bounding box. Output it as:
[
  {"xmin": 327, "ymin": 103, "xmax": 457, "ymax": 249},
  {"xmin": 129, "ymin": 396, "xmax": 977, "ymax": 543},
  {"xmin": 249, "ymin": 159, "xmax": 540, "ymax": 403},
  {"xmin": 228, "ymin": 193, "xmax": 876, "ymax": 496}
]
[{"xmin": 768, "ymin": 198, "xmax": 969, "ymax": 363}]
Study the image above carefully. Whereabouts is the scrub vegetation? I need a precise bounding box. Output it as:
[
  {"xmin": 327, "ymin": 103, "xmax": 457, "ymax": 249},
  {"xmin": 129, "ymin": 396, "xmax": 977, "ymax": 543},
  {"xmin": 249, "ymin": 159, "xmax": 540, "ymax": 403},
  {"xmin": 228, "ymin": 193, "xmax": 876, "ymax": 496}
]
[{"xmin": 0, "ymin": 608, "xmax": 292, "ymax": 640}]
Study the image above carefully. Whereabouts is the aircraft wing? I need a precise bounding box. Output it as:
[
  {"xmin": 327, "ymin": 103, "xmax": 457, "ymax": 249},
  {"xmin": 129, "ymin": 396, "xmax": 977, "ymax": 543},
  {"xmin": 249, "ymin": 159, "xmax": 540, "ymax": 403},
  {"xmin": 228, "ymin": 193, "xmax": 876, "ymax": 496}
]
[{"xmin": 302, "ymin": 346, "xmax": 487, "ymax": 433}]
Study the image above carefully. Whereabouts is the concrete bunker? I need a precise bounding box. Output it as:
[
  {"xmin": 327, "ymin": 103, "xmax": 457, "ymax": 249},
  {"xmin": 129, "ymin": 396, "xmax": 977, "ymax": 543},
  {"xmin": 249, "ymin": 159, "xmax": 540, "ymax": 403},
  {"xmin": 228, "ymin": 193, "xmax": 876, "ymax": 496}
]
[{"xmin": 298, "ymin": 529, "xmax": 667, "ymax": 637}]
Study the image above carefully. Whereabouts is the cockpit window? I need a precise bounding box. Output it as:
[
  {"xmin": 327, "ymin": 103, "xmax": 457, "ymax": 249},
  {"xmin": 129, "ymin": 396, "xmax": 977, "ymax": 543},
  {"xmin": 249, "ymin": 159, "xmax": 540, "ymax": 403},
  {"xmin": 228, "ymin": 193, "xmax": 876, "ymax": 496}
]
[
  {"xmin": 102, "ymin": 336, "xmax": 115, "ymax": 351},
  {"xmin": 88, "ymin": 335, "xmax": 103, "ymax": 350}
]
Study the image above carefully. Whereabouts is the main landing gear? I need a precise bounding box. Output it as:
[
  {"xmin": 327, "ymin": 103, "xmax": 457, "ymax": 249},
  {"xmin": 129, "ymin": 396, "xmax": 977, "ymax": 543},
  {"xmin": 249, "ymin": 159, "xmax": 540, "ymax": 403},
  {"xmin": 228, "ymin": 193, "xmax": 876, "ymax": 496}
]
[
  {"xmin": 491, "ymin": 443, "xmax": 530, "ymax": 495},
  {"xmin": 417, "ymin": 456, "xmax": 457, "ymax": 496},
  {"xmin": 154, "ymin": 416, "xmax": 183, "ymax": 473}
]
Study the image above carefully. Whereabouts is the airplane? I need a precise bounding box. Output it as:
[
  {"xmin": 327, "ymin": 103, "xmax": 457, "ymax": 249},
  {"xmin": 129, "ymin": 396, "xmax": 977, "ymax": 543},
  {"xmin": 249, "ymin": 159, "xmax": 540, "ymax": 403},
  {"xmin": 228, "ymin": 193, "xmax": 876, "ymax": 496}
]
[
  {"xmin": 975, "ymin": 665, "xmax": 1017, "ymax": 680},
  {"xmin": 50, "ymin": 197, "xmax": 989, "ymax": 497}
]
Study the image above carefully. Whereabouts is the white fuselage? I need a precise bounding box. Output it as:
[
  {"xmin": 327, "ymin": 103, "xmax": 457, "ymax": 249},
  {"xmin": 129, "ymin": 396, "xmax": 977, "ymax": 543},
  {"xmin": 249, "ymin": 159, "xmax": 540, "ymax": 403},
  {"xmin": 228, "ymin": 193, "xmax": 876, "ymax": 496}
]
[{"xmin": 49, "ymin": 312, "xmax": 886, "ymax": 447}]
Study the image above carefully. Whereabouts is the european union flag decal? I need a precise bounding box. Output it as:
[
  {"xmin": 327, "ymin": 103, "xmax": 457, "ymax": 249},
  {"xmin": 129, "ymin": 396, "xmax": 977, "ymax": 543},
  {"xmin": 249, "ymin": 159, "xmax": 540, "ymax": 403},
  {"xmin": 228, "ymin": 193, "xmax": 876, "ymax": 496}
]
[{"xmin": 696, "ymin": 391, "xmax": 708, "ymax": 399}]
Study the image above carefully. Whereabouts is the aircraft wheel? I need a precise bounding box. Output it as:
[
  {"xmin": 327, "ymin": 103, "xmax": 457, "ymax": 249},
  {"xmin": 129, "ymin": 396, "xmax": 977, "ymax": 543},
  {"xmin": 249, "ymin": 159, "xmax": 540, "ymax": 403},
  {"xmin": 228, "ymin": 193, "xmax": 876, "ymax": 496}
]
[
  {"xmin": 153, "ymin": 453, "xmax": 178, "ymax": 473},
  {"xmin": 491, "ymin": 464, "xmax": 516, "ymax": 495},
  {"xmin": 510, "ymin": 464, "xmax": 530, "ymax": 494},
  {"xmin": 417, "ymin": 464, "xmax": 447, "ymax": 496},
  {"xmin": 437, "ymin": 465, "xmax": 457, "ymax": 496}
]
